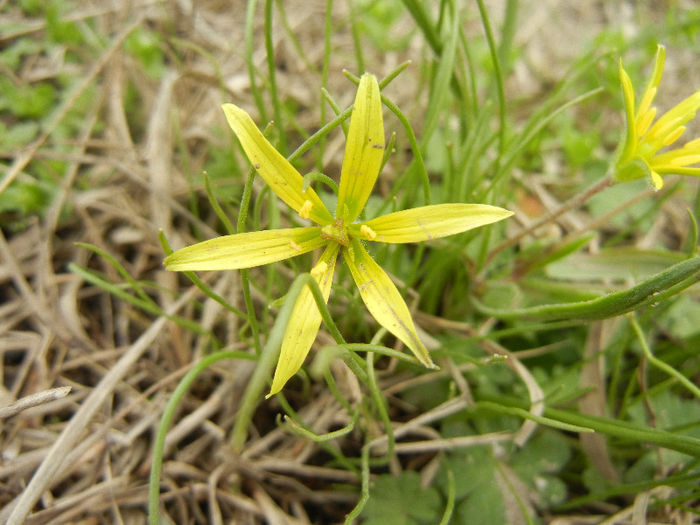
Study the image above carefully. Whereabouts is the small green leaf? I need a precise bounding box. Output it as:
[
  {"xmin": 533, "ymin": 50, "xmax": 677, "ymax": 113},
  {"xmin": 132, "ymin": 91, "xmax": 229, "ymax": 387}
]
[
  {"xmin": 361, "ymin": 472, "xmax": 441, "ymax": 525},
  {"xmin": 446, "ymin": 447, "xmax": 506, "ymax": 525}
]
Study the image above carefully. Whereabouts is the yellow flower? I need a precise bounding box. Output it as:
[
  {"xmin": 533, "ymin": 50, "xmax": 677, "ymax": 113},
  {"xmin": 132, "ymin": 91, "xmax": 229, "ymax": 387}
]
[
  {"xmin": 616, "ymin": 44, "xmax": 700, "ymax": 189},
  {"xmin": 165, "ymin": 74, "xmax": 513, "ymax": 396}
]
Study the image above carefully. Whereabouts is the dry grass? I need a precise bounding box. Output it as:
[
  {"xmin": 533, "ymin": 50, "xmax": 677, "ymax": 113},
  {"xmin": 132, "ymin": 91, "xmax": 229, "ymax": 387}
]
[{"xmin": 1, "ymin": 1, "xmax": 698, "ymax": 524}]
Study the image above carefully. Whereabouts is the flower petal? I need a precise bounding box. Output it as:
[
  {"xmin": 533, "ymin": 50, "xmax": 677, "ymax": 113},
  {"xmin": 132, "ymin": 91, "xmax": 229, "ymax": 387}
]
[
  {"xmin": 222, "ymin": 103, "xmax": 334, "ymax": 225},
  {"xmin": 650, "ymin": 170, "xmax": 664, "ymax": 190},
  {"xmin": 351, "ymin": 204, "xmax": 513, "ymax": 243},
  {"xmin": 268, "ymin": 243, "xmax": 340, "ymax": 396},
  {"xmin": 636, "ymin": 44, "xmax": 665, "ymax": 123},
  {"xmin": 618, "ymin": 60, "xmax": 637, "ymax": 165},
  {"xmin": 645, "ymin": 91, "xmax": 700, "ymax": 151},
  {"xmin": 164, "ymin": 227, "xmax": 325, "ymax": 271},
  {"xmin": 337, "ymin": 73, "xmax": 385, "ymax": 223},
  {"xmin": 344, "ymin": 239, "xmax": 436, "ymax": 369}
]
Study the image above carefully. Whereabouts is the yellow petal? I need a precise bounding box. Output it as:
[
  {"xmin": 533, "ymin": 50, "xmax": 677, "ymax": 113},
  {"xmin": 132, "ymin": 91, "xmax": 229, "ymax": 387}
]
[
  {"xmin": 164, "ymin": 227, "xmax": 325, "ymax": 271},
  {"xmin": 337, "ymin": 73, "xmax": 385, "ymax": 223},
  {"xmin": 654, "ymin": 166, "xmax": 700, "ymax": 177},
  {"xmin": 344, "ymin": 239, "xmax": 436, "ymax": 369},
  {"xmin": 268, "ymin": 243, "xmax": 340, "ymax": 396},
  {"xmin": 661, "ymin": 125, "xmax": 686, "ymax": 147},
  {"xmin": 635, "ymin": 103, "xmax": 656, "ymax": 138},
  {"xmin": 618, "ymin": 61, "xmax": 638, "ymax": 165},
  {"xmin": 222, "ymin": 103, "xmax": 334, "ymax": 226},
  {"xmin": 350, "ymin": 204, "xmax": 513, "ymax": 243},
  {"xmin": 645, "ymin": 92, "xmax": 700, "ymax": 150},
  {"xmin": 637, "ymin": 44, "xmax": 665, "ymax": 119}
]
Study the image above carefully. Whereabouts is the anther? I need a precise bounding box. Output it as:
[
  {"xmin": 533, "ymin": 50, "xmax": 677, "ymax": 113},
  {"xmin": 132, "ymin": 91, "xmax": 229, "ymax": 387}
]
[
  {"xmin": 361, "ymin": 225, "xmax": 377, "ymax": 241},
  {"xmin": 311, "ymin": 261, "xmax": 328, "ymax": 279},
  {"xmin": 299, "ymin": 200, "xmax": 313, "ymax": 219}
]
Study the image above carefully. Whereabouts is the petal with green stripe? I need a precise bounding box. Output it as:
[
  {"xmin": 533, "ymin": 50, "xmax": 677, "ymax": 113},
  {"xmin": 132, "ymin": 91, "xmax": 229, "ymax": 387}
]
[
  {"xmin": 269, "ymin": 243, "xmax": 340, "ymax": 396},
  {"xmin": 352, "ymin": 204, "xmax": 513, "ymax": 243},
  {"xmin": 343, "ymin": 239, "xmax": 435, "ymax": 368},
  {"xmin": 337, "ymin": 73, "xmax": 385, "ymax": 223},
  {"xmin": 222, "ymin": 103, "xmax": 333, "ymax": 225},
  {"xmin": 164, "ymin": 227, "xmax": 325, "ymax": 271}
]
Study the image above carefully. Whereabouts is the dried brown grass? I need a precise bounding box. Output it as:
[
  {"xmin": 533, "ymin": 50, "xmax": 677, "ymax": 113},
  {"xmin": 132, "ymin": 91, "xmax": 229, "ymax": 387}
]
[{"xmin": 1, "ymin": 1, "xmax": 697, "ymax": 524}]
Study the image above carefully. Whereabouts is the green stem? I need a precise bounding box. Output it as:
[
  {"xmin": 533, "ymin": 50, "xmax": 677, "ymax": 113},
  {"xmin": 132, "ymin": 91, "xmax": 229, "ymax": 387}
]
[
  {"xmin": 479, "ymin": 395, "xmax": 700, "ymax": 457},
  {"xmin": 231, "ymin": 273, "xmax": 347, "ymax": 450},
  {"xmin": 158, "ymin": 232, "xmax": 246, "ymax": 320},
  {"xmin": 68, "ymin": 263, "xmax": 209, "ymax": 336},
  {"xmin": 75, "ymin": 242, "xmax": 156, "ymax": 306},
  {"xmin": 148, "ymin": 350, "xmax": 256, "ymax": 524},
  {"xmin": 204, "ymin": 172, "xmax": 235, "ymax": 234},
  {"xmin": 629, "ymin": 313, "xmax": 700, "ymax": 400},
  {"xmin": 318, "ymin": 0, "xmax": 333, "ymax": 171},
  {"xmin": 366, "ymin": 352, "xmax": 395, "ymax": 461},
  {"xmin": 473, "ymin": 256, "xmax": 700, "ymax": 321},
  {"xmin": 345, "ymin": 439, "xmax": 371, "ymax": 523},
  {"xmin": 438, "ymin": 468, "xmax": 456, "ymax": 525},
  {"xmin": 265, "ymin": 0, "xmax": 287, "ymax": 155},
  {"xmin": 303, "ymin": 171, "xmax": 339, "ymax": 194},
  {"xmin": 487, "ymin": 175, "xmax": 613, "ymax": 263},
  {"xmin": 237, "ymin": 168, "xmax": 262, "ymax": 354},
  {"xmin": 244, "ymin": 0, "xmax": 267, "ymax": 122},
  {"xmin": 475, "ymin": 0, "xmax": 506, "ymax": 158}
]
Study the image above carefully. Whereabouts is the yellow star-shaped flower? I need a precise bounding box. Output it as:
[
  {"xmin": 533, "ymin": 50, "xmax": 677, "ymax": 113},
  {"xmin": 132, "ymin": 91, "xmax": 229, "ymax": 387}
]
[
  {"xmin": 616, "ymin": 44, "xmax": 700, "ymax": 189},
  {"xmin": 165, "ymin": 73, "xmax": 513, "ymax": 396}
]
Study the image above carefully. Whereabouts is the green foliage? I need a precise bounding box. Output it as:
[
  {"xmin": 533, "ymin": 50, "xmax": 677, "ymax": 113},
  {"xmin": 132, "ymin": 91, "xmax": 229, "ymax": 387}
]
[
  {"xmin": 19, "ymin": 0, "xmax": 44, "ymax": 15},
  {"xmin": 7, "ymin": 0, "xmax": 698, "ymax": 523},
  {"xmin": 510, "ymin": 430, "xmax": 570, "ymax": 506},
  {"xmin": 45, "ymin": 3, "xmax": 85, "ymax": 46},
  {"xmin": 0, "ymin": 176, "xmax": 51, "ymax": 226},
  {"xmin": 0, "ymin": 77, "xmax": 56, "ymax": 118},
  {"xmin": 361, "ymin": 471, "xmax": 442, "ymax": 525},
  {"xmin": 445, "ymin": 446, "xmax": 507, "ymax": 525},
  {"xmin": 432, "ymin": 430, "xmax": 571, "ymax": 524},
  {"xmin": 124, "ymin": 28, "xmax": 166, "ymax": 79}
]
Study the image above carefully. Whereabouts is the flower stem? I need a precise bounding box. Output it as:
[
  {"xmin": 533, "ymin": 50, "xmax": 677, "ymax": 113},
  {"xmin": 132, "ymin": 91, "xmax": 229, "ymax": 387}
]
[
  {"xmin": 231, "ymin": 272, "xmax": 347, "ymax": 451},
  {"xmin": 629, "ymin": 313, "xmax": 700, "ymax": 400},
  {"xmin": 487, "ymin": 174, "xmax": 613, "ymax": 264}
]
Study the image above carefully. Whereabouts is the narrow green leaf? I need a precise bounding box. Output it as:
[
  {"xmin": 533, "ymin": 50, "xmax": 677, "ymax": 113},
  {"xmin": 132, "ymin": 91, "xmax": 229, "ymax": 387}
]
[{"xmin": 473, "ymin": 256, "xmax": 700, "ymax": 321}]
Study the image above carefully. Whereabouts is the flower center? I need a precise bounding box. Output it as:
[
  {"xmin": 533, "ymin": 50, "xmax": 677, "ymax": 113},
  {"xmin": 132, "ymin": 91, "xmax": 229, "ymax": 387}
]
[{"xmin": 321, "ymin": 218, "xmax": 349, "ymax": 246}]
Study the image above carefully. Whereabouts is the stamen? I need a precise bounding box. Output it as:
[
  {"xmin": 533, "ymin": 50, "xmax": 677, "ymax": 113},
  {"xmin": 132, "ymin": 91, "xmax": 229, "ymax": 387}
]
[
  {"xmin": 662, "ymin": 126, "xmax": 685, "ymax": 146},
  {"xmin": 360, "ymin": 225, "xmax": 377, "ymax": 241},
  {"xmin": 683, "ymin": 137, "xmax": 700, "ymax": 151},
  {"xmin": 299, "ymin": 200, "xmax": 313, "ymax": 219},
  {"xmin": 636, "ymin": 107, "xmax": 656, "ymax": 137},
  {"xmin": 637, "ymin": 87, "xmax": 657, "ymax": 121},
  {"xmin": 669, "ymin": 154, "xmax": 700, "ymax": 166}
]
